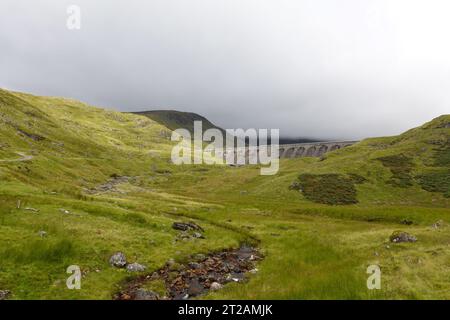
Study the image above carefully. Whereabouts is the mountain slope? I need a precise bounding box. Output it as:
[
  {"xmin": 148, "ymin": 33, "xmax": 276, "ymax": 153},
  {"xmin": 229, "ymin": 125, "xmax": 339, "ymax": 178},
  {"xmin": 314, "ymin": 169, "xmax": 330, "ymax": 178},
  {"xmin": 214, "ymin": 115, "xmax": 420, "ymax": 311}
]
[{"xmin": 133, "ymin": 110, "xmax": 225, "ymax": 135}]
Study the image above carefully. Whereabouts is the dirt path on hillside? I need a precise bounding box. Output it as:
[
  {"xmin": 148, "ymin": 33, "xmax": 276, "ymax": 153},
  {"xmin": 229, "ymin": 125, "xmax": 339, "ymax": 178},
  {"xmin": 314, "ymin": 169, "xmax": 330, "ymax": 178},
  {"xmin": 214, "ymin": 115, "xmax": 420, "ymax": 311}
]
[{"xmin": 0, "ymin": 152, "xmax": 33, "ymax": 162}]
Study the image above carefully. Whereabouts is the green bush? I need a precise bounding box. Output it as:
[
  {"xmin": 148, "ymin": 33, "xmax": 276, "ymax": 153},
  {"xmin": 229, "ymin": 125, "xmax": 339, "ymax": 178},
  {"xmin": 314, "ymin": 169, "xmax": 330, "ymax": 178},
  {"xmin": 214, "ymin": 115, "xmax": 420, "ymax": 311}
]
[
  {"xmin": 433, "ymin": 140, "xmax": 450, "ymax": 167},
  {"xmin": 295, "ymin": 174, "xmax": 359, "ymax": 205},
  {"xmin": 377, "ymin": 154, "xmax": 414, "ymax": 187},
  {"xmin": 416, "ymin": 171, "xmax": 450, "ymax": 198}
]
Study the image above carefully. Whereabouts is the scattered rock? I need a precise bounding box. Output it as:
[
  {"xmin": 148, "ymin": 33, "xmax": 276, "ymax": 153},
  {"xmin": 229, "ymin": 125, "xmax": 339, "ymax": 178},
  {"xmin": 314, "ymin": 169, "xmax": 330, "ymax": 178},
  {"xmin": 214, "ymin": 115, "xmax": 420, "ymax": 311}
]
[
  {"xmin": 400, "ymin": 219, "xmax": 413, "ymax": 225},
  {"xmin": 133, "ymin": 289, "xmax": 159, "ymax": 300},
  {"xmin": 188, "ymin": 262, "xmax": 201, "ymax": 269},
  {"xmin": 38, "ymin": 230, "xmax": 47, "ymax": 238},
  {"xmin": 25, "ymin": 207, "xmax": 39, "ymax": 213},
  {"xmin": 210, "ymin": 282, "xmax": 223, "ymax": 291},
  {"xmin": 390, "ymin": 231, "xmax": 417, "ymax": 243},
  {"xmin": 432, "ymin": 220, "xmax": 444, "ymax": 229},
  {"xmin": 88, "ymin": 176, "xmax": 131, "ymax": 194},
  {"xmin": 109, "ymin": 252, "xmax": 127, "ymax": 268},
  {"xmin": 127, "ymin": 263, "xmax": 146, "ymax": 273},
  {"xmin": 0, "ymin": 290, "xmax": 10, "ymax": 300},
  {"xmin": 59, "ymin": 208, "xmax": 71, "ymax": 215},
  {"xmin": 194, "ymin": 254, "xmax": 206, "ymax": 261},
  {"xmin": 188, "ymin": 278, "xmax": 204, "ymax": 296},
  {"xmin": 192, "ymin": 232, "xmax": 204, "ymax": 239},
  {"xmin": 288, "ymin": 181, "xmax": 301, "ymax": 190},
  {"xmin": 172, "ymin": 222, "xmax": 204, "ymax": 232},
  {"xmin": 227, "ymin": 272, "xmax": 245, "ymax": 282},
  {"xmin": 173, "ymin": 222, "xmax": 205, "ymax": 241}
]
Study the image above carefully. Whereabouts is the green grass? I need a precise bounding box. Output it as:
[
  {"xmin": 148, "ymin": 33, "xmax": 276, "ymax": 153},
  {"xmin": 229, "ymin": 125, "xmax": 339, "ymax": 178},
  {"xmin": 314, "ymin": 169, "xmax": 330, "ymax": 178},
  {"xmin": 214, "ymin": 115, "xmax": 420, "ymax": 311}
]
[{"xmin": 1, "ymin": 88, "xmax": 450, "ymax": 299}]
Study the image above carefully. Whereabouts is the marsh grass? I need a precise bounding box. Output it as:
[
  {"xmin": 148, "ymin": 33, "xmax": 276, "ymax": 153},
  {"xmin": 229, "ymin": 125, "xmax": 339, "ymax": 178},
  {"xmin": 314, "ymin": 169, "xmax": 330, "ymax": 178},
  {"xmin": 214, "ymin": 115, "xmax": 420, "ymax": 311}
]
[{"xmin": 3, "ymin": 239, "xmax": 75, "ymax": 264}]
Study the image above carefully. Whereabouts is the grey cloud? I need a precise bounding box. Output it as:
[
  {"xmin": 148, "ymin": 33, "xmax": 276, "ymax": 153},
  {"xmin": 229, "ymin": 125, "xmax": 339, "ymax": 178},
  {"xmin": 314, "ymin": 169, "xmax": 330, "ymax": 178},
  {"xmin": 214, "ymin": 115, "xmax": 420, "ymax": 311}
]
[{"xmin": 1, "ymin": 0, "xmax": 449, "ymax": 140}]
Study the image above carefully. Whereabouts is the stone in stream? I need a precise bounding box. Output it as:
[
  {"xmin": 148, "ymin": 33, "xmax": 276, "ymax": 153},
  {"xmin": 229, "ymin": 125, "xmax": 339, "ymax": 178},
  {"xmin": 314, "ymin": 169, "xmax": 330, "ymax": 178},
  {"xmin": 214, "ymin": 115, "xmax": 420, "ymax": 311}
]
[
  {"xmin": 133, "ymin": 289, "xmax": 159, "ymax": 300},
  {"xmin": 115, "ymin": 245, "xmax": 261, "ymax": 301},
  {"xmin": 188, "ymin": 278, "xmax": 205, "ymax": 296},
  {"xmin": 227, "ymin": 272, "xmax": 245, "ymax": 282},
  {"xmin": 109, "ymin": 252, "xmax": 127, "ymax": 268},
  {"xmin": 210, "ymin": 282, "xmax": 223, "ymax": 291},
  {"xmin": 188, "ymin": 262, "xmax": 202, "ymax": 269}
]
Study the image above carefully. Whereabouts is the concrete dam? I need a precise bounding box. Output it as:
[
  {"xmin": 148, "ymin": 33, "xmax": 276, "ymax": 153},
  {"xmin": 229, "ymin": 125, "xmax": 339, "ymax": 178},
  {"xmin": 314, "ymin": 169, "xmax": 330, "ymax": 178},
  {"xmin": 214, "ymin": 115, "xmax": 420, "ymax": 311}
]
[{"xmin": 225, "ymin": 141, "xmax": 358, "ymax": 161}]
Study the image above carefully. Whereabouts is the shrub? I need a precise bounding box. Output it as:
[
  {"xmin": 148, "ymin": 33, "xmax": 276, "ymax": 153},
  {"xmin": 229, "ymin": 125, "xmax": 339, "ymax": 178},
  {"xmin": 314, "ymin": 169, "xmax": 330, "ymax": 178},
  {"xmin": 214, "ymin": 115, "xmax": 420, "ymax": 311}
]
[
  {"xmin": 347, "ymin": 173, "xmax": 367, "ymax": 184},
  {"xmin": 377, "ymin": 154, "xmax": 414, "ymax": 187},
  {"xmin": 416, "ymin": 171, "xmax": 450, "ymax": 198},
  {"xmin": 433, "ymin": 140, "xmax": 450, "ymax": 167},
  {"xmin": 295, "ymin": 174, "xmax": 359, "ymax": 205}
]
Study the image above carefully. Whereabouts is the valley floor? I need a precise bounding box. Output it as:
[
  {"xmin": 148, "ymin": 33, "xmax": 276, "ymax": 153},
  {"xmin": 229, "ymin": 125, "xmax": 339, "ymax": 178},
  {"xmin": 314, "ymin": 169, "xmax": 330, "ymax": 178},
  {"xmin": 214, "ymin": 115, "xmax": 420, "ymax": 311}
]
[{"xmin": 1, "ymin": 158, "xmax": 450, "ymax": 300}]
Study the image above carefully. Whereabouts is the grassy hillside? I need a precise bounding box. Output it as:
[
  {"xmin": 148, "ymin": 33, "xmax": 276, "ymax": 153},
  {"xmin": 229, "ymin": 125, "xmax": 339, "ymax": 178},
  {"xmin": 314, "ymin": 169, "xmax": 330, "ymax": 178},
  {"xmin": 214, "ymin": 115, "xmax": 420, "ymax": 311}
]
[{"xmin": 1, "ymin": 88, "xmax": 450, "ymax": 299}]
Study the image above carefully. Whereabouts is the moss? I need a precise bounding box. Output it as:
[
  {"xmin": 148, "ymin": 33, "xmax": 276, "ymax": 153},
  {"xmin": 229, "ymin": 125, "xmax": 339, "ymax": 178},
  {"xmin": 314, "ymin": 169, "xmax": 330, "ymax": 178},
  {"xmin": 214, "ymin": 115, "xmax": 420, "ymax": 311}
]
[
  {"xmin": 295, "ymin": 174, "xmax": 358, "ymax": 205},
  {"xmin": 377, "ymin": 154, "xmax": 414, "ymax": 187}
]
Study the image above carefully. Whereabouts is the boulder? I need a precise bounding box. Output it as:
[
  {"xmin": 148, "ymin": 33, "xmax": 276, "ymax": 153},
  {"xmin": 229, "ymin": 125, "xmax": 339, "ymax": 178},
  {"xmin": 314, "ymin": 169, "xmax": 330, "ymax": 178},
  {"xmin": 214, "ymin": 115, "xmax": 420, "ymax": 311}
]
[
  {"xmin": 109, "ymin": 252, "xmax": 127, "ymax": 268},
  {"xmin": 389, "ymin": 231, "xmax": 417, "ymax": 243}
]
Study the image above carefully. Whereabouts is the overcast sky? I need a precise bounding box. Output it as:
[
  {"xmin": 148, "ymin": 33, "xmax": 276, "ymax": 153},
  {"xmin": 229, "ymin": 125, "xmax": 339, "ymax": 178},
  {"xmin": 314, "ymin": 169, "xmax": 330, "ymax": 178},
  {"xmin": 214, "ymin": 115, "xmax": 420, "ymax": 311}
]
[{"xmin": 1, "ymin": 0, "xmax": 449, "ymax": 139}]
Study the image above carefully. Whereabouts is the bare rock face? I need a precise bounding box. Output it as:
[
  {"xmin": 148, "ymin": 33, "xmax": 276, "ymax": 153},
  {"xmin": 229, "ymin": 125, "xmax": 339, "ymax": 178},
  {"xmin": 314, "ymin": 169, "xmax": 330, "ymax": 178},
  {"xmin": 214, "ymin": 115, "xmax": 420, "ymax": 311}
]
[
  {"xmin": 109, "ymin": 252, "xmax": 127, "ymax": 268},
  {"xmin": 390, "ymin": 231, "xmax": 417, "ymax": 243}
]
